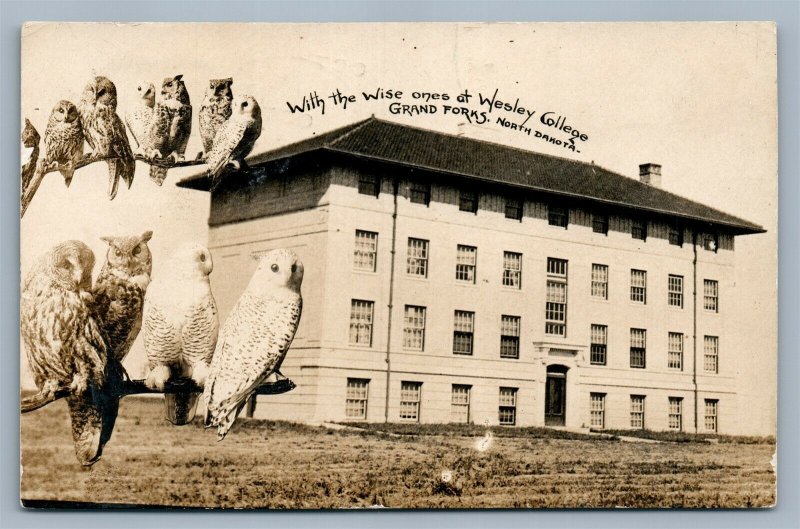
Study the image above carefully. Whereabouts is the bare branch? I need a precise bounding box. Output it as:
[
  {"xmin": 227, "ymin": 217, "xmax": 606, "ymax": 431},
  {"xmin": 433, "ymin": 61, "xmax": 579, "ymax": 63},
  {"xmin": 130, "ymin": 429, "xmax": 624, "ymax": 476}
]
[
  {"xmin": 133, "ymin": 153, "xmax": 206, "ymax": 169},
  {"xmin": 20, "ymin": 375, "xmax": 296, "ymax": 414}
]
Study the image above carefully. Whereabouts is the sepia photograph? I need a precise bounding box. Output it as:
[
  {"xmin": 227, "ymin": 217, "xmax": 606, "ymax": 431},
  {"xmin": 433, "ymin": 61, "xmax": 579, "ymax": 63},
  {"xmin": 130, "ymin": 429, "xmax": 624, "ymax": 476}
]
[{"xmin": 19, "ymin": 21, "xmax": 777, "ymax": 509}]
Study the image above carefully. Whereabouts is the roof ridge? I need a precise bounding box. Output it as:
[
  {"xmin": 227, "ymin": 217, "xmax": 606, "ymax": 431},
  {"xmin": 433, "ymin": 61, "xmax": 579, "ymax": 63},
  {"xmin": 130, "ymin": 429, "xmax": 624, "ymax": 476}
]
[{"xmin": 327, "ymin": 115, "xmax": 377, "ymax": 146}]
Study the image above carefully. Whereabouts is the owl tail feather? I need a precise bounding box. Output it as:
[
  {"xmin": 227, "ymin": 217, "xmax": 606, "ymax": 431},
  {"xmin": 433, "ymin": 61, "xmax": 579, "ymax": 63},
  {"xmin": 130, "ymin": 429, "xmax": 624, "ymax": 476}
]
[
  {"xmin": 164, "ymin": 392, "xmax": 200, "ymax": 425},
  {"xmin": 204, "ymin": 398, "xmax": 248, "ymax": 441},
  {"xmin": 149, "ymin": 165, "xmax": 168, "ymax": 186},
  {"xmin": 106, "ymin": 160, "xmax": 121, "ymax": 200},
  {"xmin": 59, "ymin": 168, "xmax": 75, "ymax": 188}
]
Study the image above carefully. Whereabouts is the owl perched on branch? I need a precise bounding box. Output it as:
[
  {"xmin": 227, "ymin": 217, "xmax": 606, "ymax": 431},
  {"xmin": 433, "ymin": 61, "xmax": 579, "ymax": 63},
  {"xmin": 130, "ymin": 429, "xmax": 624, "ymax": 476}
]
[
  {"xmin": 143, "ymin": 243, "xmax": 219, "ymax": 425},
  {"xmin": 125, "ymin": 81, "xmax": 156, "ymax": 154},
  {"xmin": 36, "ymin": 100, "xmax": 84, "ymax": 188},
  {"xmin": 199, "ymin": 78, "xmax": 233, "ymax": 154},
  {"xmin": 144, "ymin": 75, "xmax": 192, "ymax": 185},
  {"xmin": 91, "ymin": 231, "xmax": 153, "ymax": 364},
  {"xmin": 20, "ymin": 240, "xmax": 114, "ymax": 465},
  {"xmin": 203, "ymin": 249, "xmax": 303, "ymax": 440},
  {"xmin": 78, "ymin": 76, "xmax": 135, "ymax": 200},
  {"xmin": 206, "ymin": 95, "xmax": 262, "ymax": 192},
  {"xmin": 21, "ymin": 118, "xmax": 40, "ymax": 193}
]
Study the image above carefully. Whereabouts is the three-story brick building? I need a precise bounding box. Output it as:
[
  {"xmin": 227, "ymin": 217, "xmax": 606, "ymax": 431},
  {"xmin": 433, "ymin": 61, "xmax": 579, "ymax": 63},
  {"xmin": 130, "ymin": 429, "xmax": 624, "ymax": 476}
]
[{"xmin": 178, "ymin": 117, "xmax": 764, "ymax": 433}]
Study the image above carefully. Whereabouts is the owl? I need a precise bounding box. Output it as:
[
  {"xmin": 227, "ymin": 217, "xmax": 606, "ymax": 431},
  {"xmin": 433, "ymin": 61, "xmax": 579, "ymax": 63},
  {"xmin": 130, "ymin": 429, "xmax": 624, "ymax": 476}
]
[
  {"xmin": 20, "ymin": 240, "xmax": 114, "ymax": 465},
  {"xmin": 21, "ymin": 118, "xmax": 40, "ymax": 193},
  {"xmin": 146, "ymin": 74, "xmax": 193, "ymax": 185},
  {"xmin": 198, "ymin": 78, "xmax": 233, "ymax": 154},
  {"xmin": 125, "ymin": 81, "xmax": 156, "ymax": 153},
  {"xmin": 142, "ymin": 243, "xmax": 219, "ymax": 425},
  {"xmin": 206, "ymin": 95, "xmax": 262, "ymax": 192},
  {"xmin": 78, "ymin": 76, "xmax": 135, "ymax": 200},
  {"xmin": 91, "ymin": 231, "xmax": 153, "ymax": 364},
  {"xmin": 203, "ymin": 249, "xmax": 303, "ymax": 440},
  {"xmin": 35, "ymin": 100, "xmax": 84, "ymax": 188}
]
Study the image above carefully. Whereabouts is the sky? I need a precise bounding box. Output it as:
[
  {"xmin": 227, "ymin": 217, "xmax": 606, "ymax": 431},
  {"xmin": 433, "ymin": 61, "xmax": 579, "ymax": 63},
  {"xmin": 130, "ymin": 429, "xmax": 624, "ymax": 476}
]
[{"xmin": 20, "ymin": 22, "xmax": 777, "ymax": 434}]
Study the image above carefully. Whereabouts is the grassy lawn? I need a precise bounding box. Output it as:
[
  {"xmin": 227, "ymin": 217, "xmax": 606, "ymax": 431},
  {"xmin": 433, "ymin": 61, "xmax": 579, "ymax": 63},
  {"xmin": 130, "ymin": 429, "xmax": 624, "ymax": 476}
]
[{"xmin": 20, "ymin": 397, "xmax": 775, "ymax": 509}]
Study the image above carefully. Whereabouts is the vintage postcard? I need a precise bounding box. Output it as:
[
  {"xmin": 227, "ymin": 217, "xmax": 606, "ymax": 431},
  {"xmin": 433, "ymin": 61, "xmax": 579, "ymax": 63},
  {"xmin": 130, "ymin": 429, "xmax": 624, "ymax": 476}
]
[{"xmin": 20, "ymin": 22, "xmax": 777, "ymax": 508}]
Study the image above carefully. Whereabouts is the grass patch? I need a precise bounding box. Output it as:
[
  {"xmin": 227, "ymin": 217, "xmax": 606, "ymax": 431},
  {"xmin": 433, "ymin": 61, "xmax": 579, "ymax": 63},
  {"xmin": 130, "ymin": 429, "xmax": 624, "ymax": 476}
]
[
  {"xmin": 595, "ymin": 429, "xmax": 775, "ymax": 445},
  {"xmin": 339, "ymin": 422, "xmax": 616, "ymax": 441}
]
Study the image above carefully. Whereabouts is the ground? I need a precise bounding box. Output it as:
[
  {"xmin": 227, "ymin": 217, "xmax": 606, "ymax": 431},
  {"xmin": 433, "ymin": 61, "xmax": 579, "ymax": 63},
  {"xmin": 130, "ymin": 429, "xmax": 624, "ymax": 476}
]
[{"xmin": 20, "ymin": 397, "xmax": 776, "ymax": 509}]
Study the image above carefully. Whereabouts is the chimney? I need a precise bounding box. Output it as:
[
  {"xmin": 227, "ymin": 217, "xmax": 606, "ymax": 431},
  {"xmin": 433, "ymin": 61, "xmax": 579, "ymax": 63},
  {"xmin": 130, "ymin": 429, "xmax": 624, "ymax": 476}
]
[{"xmin": 639, "ymin": 163, "xmax": 661, "ymax": 187}]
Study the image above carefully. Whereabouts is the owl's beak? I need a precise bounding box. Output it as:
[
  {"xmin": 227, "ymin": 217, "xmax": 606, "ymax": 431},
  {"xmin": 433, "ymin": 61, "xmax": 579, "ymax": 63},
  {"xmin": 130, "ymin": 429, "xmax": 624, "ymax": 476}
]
[{"xmin": 65, "ymin": 108, "xmax": 79, "ymax": 123}]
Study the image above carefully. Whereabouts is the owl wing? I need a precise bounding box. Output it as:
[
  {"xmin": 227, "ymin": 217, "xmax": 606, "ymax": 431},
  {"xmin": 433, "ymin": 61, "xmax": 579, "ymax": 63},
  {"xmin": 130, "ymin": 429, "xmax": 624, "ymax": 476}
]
[
  {"xmin": 206, "ymin": 118, "xmax": 248, "ymax": 188},
  {"xmin": 204, "ymin": 293, "xmax": 302, "ymax": 437},
  {"xmin": 169, "ymin": 103, "xmax": 192, "ymax": 156},
  {"xmin": 181, "ymin": 292, "xmax": 219, "ymax": 367},
  {"xmin": 142, "ymin": 298, "xmax": 181, "ymax": 366},
  {"xmin": 125, "ymin": 106, "xmax": 153, "ymax": 149}
]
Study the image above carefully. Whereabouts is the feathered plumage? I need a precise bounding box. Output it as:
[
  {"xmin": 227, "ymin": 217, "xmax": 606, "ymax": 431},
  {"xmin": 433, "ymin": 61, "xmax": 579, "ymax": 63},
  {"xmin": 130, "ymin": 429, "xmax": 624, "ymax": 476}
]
[
  {"xmin": 198, "ymin": 78, "xmax": 233, "ymax": 154},
  {"xmin": 78, "ymin": 76, "xmax": 135, "ymax": 200},
  {"xmin": 143, "ymin": 243, "xmax": 219, "ymax": 425},
  {"xmin": 203, "ymin": 249, "xmax": 303, "ymax": 440},
  {"xmin": 21, "ymin": 118, "xmax": 41, "ymax": 192},
  {"xmin": 206, "ymin": 95, "xmax": 261, "ymax": 192},
  {"xmin": 144, "ymin": 75, "xmax": 192, "ymax": 185},
  {"xmin": 36, "ymin": 100, "xmax": 84, "ymax": 188}
]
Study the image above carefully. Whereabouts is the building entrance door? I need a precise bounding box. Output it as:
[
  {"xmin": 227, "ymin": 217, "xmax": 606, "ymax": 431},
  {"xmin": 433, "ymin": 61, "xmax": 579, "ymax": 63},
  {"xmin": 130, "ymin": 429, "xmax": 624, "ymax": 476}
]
[{"xmin": 545, "ymin": 365, "xmax": 568, "ymax": 426}]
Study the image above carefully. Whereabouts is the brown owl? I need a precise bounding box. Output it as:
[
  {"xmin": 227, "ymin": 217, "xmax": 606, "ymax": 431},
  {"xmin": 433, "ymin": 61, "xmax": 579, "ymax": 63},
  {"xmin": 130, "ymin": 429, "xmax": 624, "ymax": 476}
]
[
  {"xmin": 78, "ymin": 76, "xmax": 136, "ymax": 200},
  {"xmin": 147, "ymin": 75, "xmax": 192, "ymax": 185},
  {"xmin": 37, "ymin": 100, "xmax": 84, "ymax": 188},
  {"xmin": 199, "ymin": 78, "xmax": 233, "ymax": 154},
  {"xmin": 20, "ymin": 240, "xmax": 114, "ymax": 465},
  {"xmin": 91, "ymin": 230, "xmax": 153, "ymax": 364},
  {"xmin": 21, "ymin": 118, "xmax": 40, "ymax": 193}
]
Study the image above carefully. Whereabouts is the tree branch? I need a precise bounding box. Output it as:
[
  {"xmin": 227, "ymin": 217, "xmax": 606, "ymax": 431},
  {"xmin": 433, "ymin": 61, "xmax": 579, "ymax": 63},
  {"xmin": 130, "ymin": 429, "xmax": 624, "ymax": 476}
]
[
  {"xmin": 21, "ymin": 375, "xmax": 295, "ymax": 414},
  {"xmin": 20, "ymin": 152, "xmax": 207, "ymax": 218}
]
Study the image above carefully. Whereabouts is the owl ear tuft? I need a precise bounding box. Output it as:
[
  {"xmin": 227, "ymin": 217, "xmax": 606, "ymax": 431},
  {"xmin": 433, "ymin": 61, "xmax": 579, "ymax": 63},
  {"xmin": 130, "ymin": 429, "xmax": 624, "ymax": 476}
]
[
  {"xmin": 100, "ymin": 236, "xmax": 114, "ymax": 245},
  {"xmin": 224, "ymin": 78, "xmax": 233, "ymax": 86},
  {"xmin": 174, "ymin": 74, "xmax": 183, "ymax": 82},
  {"xmin": 140, "ymin": 230, "xmax": 154, "ymax": 242}
]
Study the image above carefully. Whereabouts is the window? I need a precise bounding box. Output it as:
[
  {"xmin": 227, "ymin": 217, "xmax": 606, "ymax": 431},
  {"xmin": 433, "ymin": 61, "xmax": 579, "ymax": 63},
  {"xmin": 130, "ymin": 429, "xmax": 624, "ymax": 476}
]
[
  {"xmin": 349, "ymin": 300, "xmax": 374, "ymax": 346},
  {"xmin": 545, "ymin": 258, "xmax": 568, "ymax": 336},
  {"xmin": 590, "ymin": 324, "xmax": 608, "ymax": 365},
  {"xmin": 353, "ymin": 230, "xmax": 378, "ymax": 272},
  {"xmin": 631, "ymin": 219, "xmax": 647, "ymax": 240},
  {"xmin": 505, "ymin": 198, "xmax": 523, "ymax": 220},
  {"xmin": 704, "ymin": 280, "xmax": 719, "ymax": 313},
  {"xmin": 548, "ymin": 205, "xmax": 568, "ymax": 228},
  {"xmin": 459, "ymin": 189, "xmax": 478, "ymax": 213},
  {"xmin": 630, "ymin": 269, "xmax": 647, "ymax": 303},
  {"xmin": 499, "ymin": 387, "xmax": 518, "ymax": 425},
  {"xmin": 500, "ymin": 315, "xmax": 521, "ymax": 359},
  {"xmin": 668, "ymin": 397, "xmax": 683, "ymax": 431},
  {"xmin": 704, "ymin": 336, "xmax": 719, "ymax": 373},
  {"xmin": 592, "ymin": 213, "xmax": 609, "ymax": 235},
  {"xmin": 704, "ymin": 399, "xmax": 718, "ymax": 432},
  {"xmin": 502, "ymin": 251, "xmax": 522, "ymax": 289},
  {"xmin": 358, "ymin": 174, "xmax": 380, "ymax": 197},
  {"xmin": 591, "ymin": 264, "xmax": 608, "ymax": 299},
  {"xmin": 410, "ymin": 181, "xmax": 431, "ymax": 205},
  {"xmin": 451, "ymin": 385, "xmax": 471, "ymax": 423},
  {"xmin": 590, "ymin": 393, "xmax": 606, "ymax": 428},
  {"xmin": 399, "ymin": 382, "xmax": 422, "ymax": 422},
  {"xmin": 345, "ymin": 379, "xmax": 369, "ymax": 420},
  {"xmin": 403, "ymin": 305, "xmax": 426, "ymax": 351},
  {"xmin": 668, "ymin": 275, "xmax": 684, "ymax": 308},
  {"xmin": 668, "ymin": 224, "xmax": 683, "ymax": 246},
  {"xmin": 630, "ymin": 395, "xmax": 645, "ymax": 429},
  {"xmin": 630, "ymin": 328, "xmax": 646, "ymax": 368},
  {"xmin": 453, "ymin": 310, "xmax": 475, "ymax": 355},
  {"xmin": 455, "ymin": 245, "xmax": 477, "ymax": 283},
  {"xmin": 668, "ymin": 332, "xmax": 683, "ymax": 370},
  {"xmin": 406, "ymin": 238, "xmax": 429, "ymax": 277},
  {"xmin": 703, "ymin": 233, "xmax": 718, "ymax": 252}
]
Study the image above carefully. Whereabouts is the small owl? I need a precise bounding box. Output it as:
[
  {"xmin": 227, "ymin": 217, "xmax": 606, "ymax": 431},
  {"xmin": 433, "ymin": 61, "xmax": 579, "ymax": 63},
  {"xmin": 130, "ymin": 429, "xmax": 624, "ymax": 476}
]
[
  {"xmin": 146, "ymin": 74, "xmax": 193, "ymax": 185},
  {"xmin": 206, "ymin": 95, "xmax": 262, "ymax": 192},
  {"xmin": 21, "ymin": 118, "xmax": 41, "ymax": 192},
  {"xmin": 199, "ymin": 78, "xmax": 233, "ymax": 154},
  {"xmin": 91, "ymin": 231, "xmax": 153, "ymax": 364},
  {"xmin": 125, "ymin": 81, "xmax": 156, "ymax": 153},
  {"xmin": 143, "ymin": 243, "xmax": 219, "ymax": 425},
  {"xmin": 35, "ymin": 100, "xmax": 84, "ymax": 188},
  {"xmin": 203, "ymin": 249, "xmax": 303, "ymax": 440},
  {"xmin": 20, "ymin": 240, "xmax": 114, "ymax": 465},
  {"xmin": 78, "ymin": 76, "xmax": 136, "ymax": 200}
]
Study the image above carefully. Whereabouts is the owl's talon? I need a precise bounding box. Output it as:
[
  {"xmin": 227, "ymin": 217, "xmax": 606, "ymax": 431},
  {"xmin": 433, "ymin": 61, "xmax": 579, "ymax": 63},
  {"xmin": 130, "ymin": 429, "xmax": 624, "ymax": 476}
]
[
  {"xmin": 145, "ymin": 365, "xmax": 171, "ymax": 391},
  {"xmin": 227, "ymin": 159, "xmax": 241, "ymax": 171},
  {"xmin": 70, "ymin": 373, "xmax": 89, "ymax": 394},
  {"xmin": 196, "ymin": 151, "xmax": 205, "ymax": 161}
]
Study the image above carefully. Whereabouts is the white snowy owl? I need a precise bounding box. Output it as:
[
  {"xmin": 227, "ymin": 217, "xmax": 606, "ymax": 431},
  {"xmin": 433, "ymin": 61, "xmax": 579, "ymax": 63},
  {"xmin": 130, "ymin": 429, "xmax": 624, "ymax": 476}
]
[
  {"xmin": 142, "ymin": 243, "xmax": 219, "ymax": 425},
  {"xmin": 203, "ymin": 249, "xmax": 303, "ymax": 440}
]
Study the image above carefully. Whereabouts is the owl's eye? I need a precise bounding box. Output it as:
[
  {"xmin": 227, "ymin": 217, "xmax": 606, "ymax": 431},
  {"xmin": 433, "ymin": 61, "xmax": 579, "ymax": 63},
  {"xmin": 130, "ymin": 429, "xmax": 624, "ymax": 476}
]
[
  {"xmin": 114, "ymin": 248, "xmax": 121, "ymax": 257},
  {"xmin": 291, "ymin": 264, "xmax": 297, "ymax": 273},
  {"xmin": 137, "ymin": 86, "xmax": 142, "ymax": 91},
  {"xmin": 132, "ymin": 245, "xmax": 142, "ymax": 256},
  {"xmin": 242, "ymin": 101, "xmax": 249, "ymax": 108},
  {"xmin": 271, "ymin": 264, "xmax": 279, "ymax": 273},
  {"xmin": 58, "ymin": 108, "xmax": 64, "ymax": 113},
  {"xmin": 200, "ymin": 253, "xmax": 206, "ymax": 262}
]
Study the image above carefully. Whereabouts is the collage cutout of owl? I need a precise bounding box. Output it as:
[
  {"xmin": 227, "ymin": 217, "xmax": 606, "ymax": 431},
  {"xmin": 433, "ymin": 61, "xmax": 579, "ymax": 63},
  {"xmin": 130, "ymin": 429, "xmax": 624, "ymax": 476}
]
[{"xmin": 19, "ymin": 75, "xmax": 301, "ymax": 467}]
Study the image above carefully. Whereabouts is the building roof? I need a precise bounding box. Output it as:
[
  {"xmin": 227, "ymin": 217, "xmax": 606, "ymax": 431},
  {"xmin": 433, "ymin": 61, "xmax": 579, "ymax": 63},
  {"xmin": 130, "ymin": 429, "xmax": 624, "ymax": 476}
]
[{"xmin": 178, "ymin": 117, "xmax": 765, "ymax": 234}]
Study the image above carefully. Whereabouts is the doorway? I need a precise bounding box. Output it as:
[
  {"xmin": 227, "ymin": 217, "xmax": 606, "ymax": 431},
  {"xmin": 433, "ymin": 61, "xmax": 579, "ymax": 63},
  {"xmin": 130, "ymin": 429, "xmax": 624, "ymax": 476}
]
[{"xmin": 545, "ymin": 365, "xmax": 568, "ymax": 426}]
